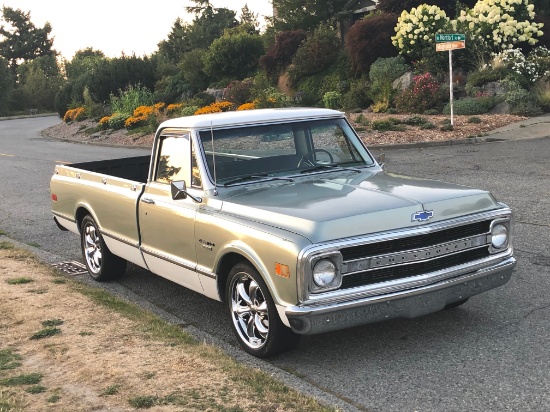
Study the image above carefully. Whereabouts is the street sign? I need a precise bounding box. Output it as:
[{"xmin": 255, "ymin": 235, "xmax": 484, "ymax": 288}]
[
  {"xmin": 436, "ymin": 41, "xmax": 466, "ymax": 52},
  {"xmin": 436, "ymin": 33, "xmax": 465, "ymax": 42}
]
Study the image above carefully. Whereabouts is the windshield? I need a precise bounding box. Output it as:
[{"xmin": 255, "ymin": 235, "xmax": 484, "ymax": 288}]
[{"xmin": 198, "ymin": 118, "xmax": 374, "ymax": 184}]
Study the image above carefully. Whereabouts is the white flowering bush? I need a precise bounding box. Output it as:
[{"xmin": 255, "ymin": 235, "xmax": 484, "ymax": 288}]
[
  {"xmin": 494, "ymin": 46, "xmax": 550, "ymax": 82},
  {"xmin": 455, "ymin": 0, "xmax": 544, "ymax": 54},
  {"xmin": 392, "ymin": 5, "xmax": 450, "ymax": 61}
]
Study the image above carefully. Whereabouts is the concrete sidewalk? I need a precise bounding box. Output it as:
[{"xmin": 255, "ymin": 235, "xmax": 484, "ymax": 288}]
[{"xmin": 481, "ymin": 113, "xmax": 550, "ymax": 142}]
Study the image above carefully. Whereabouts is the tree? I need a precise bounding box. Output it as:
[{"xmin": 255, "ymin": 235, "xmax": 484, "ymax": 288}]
[
  {"xmin": 0, "ymin": 57, "xmax": 13, "ymax": 114},
  {"xmin": 14, "ymin": 55, "xmax": 64, "ymax": 111},
  {"xmin": 376, "ymin": 0, "xmax": 477, "ymax": 19},
  {"xmin": 202, "ymin": 32, "xmax": 265, "ymax": 82},
  {"xmin": 271, "ymin": 0, "xmax": 348, "ymax": 31},
  {"xmin": 0, "ymin": 7, "xmax": 55, "ymax": 74},
  {"xmin": 157, "ymin": 7, "xmax": 237, "ymax": 64},
  {"xmin": 238, "ymin": 4, "xmax": 260, "ymax": 34},
  {"xmin": 345, "ymin": 14, "xmax": 399, "ymax": 75},
  {"xmin": 64, "ymin": 48, "xmax": 105, "ymax": 80},
  {"xmin": 259, "ymin": 30, "xmax": 308, "ymax": 76}
]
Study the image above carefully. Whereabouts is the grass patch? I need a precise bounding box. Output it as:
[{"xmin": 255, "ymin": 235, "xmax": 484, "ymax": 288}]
[
  {"xmin": 28, "ymin": 288, "xmax": 48, "ymax": 294},
  {"xmin": 0, "ymin": 373, "xmax": 42, "ymax": 386},
  {"xmin": 47, "ymin": 394, "xmax": 61, "ymax": 403},
  {"xmin": 25, "ymin": 385, "xmax": 47, "ymax": 394},
  {"xmin": 73, "ymin": 284, "xmax": 197, "ymax": 346},
  {"xmin": 41, "ymin": 319, "xmax": 63, "ymax": 327},
  {"xmin": 51, "ymin": 278, "xmax": 66, "ymax": 284},
  {"xmin": 26, "ymin": 242, "xmax": 40, "ymax": 248},
  {"xmin": 6, "ymin": 277, "xmax": 33, "ymax": 285},
  {"xmin": 30, "ymin": 327, "xmax": 61, "ymax": 340},
  {"xmin": 128, "ymin": 395, "xmax": 162, "ymax": 408},
  {"xmin": 101, "ymin": 384, "xmax": 121, "ymax": 396},
  {"xmin": 0, "ymin": 241, "xmax": 14, "ymax": 250},
  {"xmin": 0, "ymin": 229, "xmax": 6, "ymax": 236},
  {"xmin": 0, "ymin": 349, "xmax": 22, "ymax": 371},
  {"xmin": 79, "ymin": 331, "xmax": 93, "ymax": 336}
]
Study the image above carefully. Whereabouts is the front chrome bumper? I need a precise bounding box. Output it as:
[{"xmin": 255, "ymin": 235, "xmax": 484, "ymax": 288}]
[{"xmin": 285, "ymin": 257, "xmax": 516, "ymax": 335}]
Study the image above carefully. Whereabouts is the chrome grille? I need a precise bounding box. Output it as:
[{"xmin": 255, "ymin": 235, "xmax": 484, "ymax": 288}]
[
  {"xmin": 338, "ymin": 220, "xmax": 493, "ymax": 290},
  {"xmin": 340, "ymin": 220, "xmax": 491, "ymax": 261}
]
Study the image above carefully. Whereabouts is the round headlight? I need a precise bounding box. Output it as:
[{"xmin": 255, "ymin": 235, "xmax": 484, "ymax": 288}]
[
  {"xmin": 312, "ymin": 259, "xmax": 337, "ymax": 287},
  {"xmin": 491, "ymin": 224, "xmax": 508, "ymax": 249}
]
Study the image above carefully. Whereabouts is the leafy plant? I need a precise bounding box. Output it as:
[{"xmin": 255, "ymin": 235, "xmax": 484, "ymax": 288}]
[
  {"xmin": 395, "ymin": 73, "xmax": 446, "ymax": 113},
  {"xmin": 109, "ymin": 84, "xmax": 154, "ymax": 118},
  {"xmin": 369, "ymin": 56, "xmax": 409, "ymax": 112},
  {"xmin": 468, "ymin": 116, "xmax": 482, "ymax": 123},
  {"xmin": 443, "ymin": 97, "xmax": 488, "ymax": 115},
  {"xmin": 0, "ymin": 373, "xmax": 42, "ymax": 386},
  {"xmin": 323, "ymin": 91, "xmax": 342, "ymax": 109}
]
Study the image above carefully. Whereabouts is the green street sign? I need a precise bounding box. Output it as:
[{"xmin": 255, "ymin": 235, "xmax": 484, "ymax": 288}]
[{"xmin": 436, "ymin": 33, "xmax": 465, "ymax": 42}]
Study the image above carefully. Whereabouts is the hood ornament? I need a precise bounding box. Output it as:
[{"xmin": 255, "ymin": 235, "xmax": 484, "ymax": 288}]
[{"xmin": 412, "ymin": 210, "xmax": 434, "ymax": 222}]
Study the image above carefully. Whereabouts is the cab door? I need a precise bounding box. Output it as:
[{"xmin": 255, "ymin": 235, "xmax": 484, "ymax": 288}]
[{"xmin": 138, "ymin": 130, "xmax": 204, "ymax": 293}]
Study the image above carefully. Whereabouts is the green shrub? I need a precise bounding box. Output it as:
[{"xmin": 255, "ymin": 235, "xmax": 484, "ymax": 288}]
[
  {"xmin": 534, "ymin": 79, "xmax": 550, "ymax": 111},
  {"xmin": 443, "ymin": 97, "xmax": 488, "ymax": 115},
  {"xmin": 107, "ymin": 113, "xmax": 128, "ymax": 130},
  {"xmin": 420, "ymin": 122, "xmax": 436, "ymax": 129},
  {"xmin": 341, "ymin": 80, "xmax": 372, "ymax": 110},
  {"xmin": 465, "ymin": 67, "xmax": 508, "ymax": 95},
  {"xmin": 181, "ymin": 106, "xmax": 199, "ymax": 117},
  {"xmin": 109, "ymin": 84, "xmax": 154, "ymax": 118},
  {"xmin": 371, "ymin": 120, "xmax": 406, "ymax": 131},
  {"xmin": 396, "ymin": 73, "xmax": 446, "ymax": 113},
  {"xmin": 467, "ymin": 116, "xmax": 482, "ymax": 123},
  {"xmin": 289, "ymin": 24, "xmax": 340, "ymax": 84},
  {"xmin": 402, "ymin": 115, "xmax": 428, "ymax": 126},
  {"xmin": 440, "ymin": 123, "xmax": 454, "ymax": 131},
  {"xmin": 369, "ymin": 56, "xmax": 409, "ymax": 111},
  {"xmin": 323, "ymin": 91, "xmax": 342, "ymax": 109},
  {"xmin": 224, "ymin": 79, "xmax": 254, "ymax": 105}
]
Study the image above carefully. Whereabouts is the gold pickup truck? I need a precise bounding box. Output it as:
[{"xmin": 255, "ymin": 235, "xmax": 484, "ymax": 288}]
[{"xmin": 50, "ymin": 108, "xmax": 516, "ymax": 357}]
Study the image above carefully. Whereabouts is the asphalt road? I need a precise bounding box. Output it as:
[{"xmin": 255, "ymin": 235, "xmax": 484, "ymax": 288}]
[{"xmin": 1, "ymin": 116, "xmax": 549, "ymax": 411}]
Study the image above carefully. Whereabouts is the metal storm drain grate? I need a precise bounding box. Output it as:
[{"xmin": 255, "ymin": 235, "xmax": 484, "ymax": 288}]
[{"xmin": 51, "ymin": 261, "xmax": 88, "ymax": 276}]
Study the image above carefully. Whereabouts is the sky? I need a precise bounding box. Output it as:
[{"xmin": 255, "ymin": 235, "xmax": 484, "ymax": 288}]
[{"xmin": 0, "ymin": 1, "xmax": 273, "ymax": 60}]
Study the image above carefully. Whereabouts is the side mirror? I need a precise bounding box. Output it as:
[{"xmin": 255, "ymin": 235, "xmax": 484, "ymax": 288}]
[{"xmin": 170, "ymin": 181, "xmax": 202, "ymax": 203}]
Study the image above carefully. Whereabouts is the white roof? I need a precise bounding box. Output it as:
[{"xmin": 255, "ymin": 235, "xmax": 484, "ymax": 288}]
[{"xmin": 158, "ymin": 108, "xmax": 345, "ymax": 130}]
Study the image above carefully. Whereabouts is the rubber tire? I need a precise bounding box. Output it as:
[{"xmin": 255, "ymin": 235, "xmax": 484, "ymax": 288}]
[
  {"xmin": 80, "ymin": 215, "xmax": 126, "ymax": 281},
  {"xmin": 226, "ymin": 262, "xmax": 300, "ymax": 358},
  {"xmin": 444, "ymin": 298, "xmax": 469, "ymax": 309}
]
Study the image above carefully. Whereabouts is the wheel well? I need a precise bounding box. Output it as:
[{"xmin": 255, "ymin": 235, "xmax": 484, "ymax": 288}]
[
  {"xmin": 217, "ymin": 253, "xmax": 249, "ymax": 302},
  {"xmin": 75, "ymin": 207, "xmax": 91, "ymax": 233}
]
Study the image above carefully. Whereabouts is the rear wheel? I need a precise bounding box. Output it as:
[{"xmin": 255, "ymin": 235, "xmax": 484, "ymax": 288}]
[
  {"xmin": 226, "ymin": 262, "xmax": 299, "ymax": 358},
  {"xmin": 80, "ymin": 215, "xmax": 126, "ymax": 281}
]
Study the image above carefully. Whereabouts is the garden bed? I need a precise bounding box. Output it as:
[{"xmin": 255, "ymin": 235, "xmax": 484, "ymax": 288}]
[{"xmin": 42, "ymin": 112, "xmax": 528, "ymax": 148}]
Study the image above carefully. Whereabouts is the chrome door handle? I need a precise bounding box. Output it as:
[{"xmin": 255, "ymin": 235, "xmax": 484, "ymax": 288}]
[{"xmin": 141, "ymin": 198, "xmax": 155, "ymax": 204}]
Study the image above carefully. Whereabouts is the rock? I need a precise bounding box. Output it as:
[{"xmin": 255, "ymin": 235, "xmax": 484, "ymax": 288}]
[
  {"xmin": 490, "ymin": 101, "xmax": 511, "ymax": 114},
  {"xmin": 393, "ymin": 72, "xmax": 413, "ymax": 91}
]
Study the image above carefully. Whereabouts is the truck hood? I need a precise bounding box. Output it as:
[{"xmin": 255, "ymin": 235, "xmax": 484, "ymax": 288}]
[{"xmin": 219, "ymin": 170, "xmax": 499, "ymax": 243}]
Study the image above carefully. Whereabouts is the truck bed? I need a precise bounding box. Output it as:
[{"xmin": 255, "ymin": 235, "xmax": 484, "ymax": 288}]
[{"xmin": 69, "ymin": 155, "xmax": 151, "ymax": 183}]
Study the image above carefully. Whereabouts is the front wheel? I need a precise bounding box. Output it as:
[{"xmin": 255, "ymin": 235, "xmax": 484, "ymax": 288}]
[
  {"xmin": 226, "ymin": 262, "xmax": 300, "ymax": 358},
  {"xmin": 80, "ymin": 215, "xmax": 126, "ymax": 281}
]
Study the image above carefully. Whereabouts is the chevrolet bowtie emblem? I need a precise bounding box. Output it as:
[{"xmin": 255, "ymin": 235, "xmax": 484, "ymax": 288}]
[{"xmin": 412, "ymin": 210, "xmax": 434, "ymax": 222}]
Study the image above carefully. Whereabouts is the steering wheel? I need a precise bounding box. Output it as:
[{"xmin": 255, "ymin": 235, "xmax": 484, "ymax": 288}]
[{"xmin": 298, "ymin": 149, "xmax": 334, "ymax": 168}]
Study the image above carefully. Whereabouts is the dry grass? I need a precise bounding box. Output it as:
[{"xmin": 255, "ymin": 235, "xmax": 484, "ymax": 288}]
[{"xmin": 0, "ymin": 244, "xmax": 335, "ymax": 412}]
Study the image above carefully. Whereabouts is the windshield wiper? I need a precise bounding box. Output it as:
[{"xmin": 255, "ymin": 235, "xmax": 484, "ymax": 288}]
[
  {"xmin": 300, "ymin": 163, "xmax": 363, "ymax": 174},
  {"xmin": 223, "ymin": 174, "xmax": 294, "ymax": 186}
]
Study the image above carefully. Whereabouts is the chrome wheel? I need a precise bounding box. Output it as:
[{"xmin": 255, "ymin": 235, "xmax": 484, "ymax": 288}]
[
  {"xmin": 83, "ymin": 222, "xmax": 102, "ymax": 274},
  {"xmin": 230, "ymin": 272, "xmax": 269, "ymax": 349}
]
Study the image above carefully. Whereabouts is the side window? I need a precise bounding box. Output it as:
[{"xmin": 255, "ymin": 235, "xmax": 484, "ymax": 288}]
[
  {"xmin": 191, "ymin": 144, "xmax": 202, "ymax": 188},
  {"xmin": 155, "ymin": 134, "xmax": 191, "ymax": 184}
]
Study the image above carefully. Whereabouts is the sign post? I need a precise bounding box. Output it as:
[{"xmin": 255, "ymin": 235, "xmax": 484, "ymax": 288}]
[{"xmin": 435, "ymin": 34, "xmax": 465, "ymax": 127}]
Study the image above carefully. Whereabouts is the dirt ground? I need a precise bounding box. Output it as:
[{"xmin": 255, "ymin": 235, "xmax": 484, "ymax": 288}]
[
  {"xmin": 41, "ymin": 112, "xmax": 527, "ymax": 148},
  {"xmin": 0, "ymin": 244, "xmax": 327, "ymax": 411}
]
